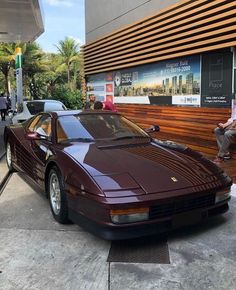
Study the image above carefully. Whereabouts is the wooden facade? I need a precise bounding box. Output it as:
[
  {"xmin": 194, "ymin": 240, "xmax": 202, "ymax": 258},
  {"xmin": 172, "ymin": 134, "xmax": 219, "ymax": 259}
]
[
  {"xmin": 116, "ymin": 105, "xmax": 236, "ymax": 158},
  {"xmin": 83, "ymin": 0, "xmax": 236, "ymax": 74}
]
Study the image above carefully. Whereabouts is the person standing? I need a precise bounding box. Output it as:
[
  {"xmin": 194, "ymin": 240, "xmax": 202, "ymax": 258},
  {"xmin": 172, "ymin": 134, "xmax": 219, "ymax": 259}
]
[
  {"xmin": 85, "ymin": 95, "xmax": 96, "ymax": 109},
  {"xmin": 103, "ymin": 100, "xmax": 117, "ymax": 112},
  {"xmin": 93, "ymin": 101, "xmax": 103, "ymax": 110},
  {"xmin": 0, "ymin": 93, "xmax": 7, "ymax": 121}
]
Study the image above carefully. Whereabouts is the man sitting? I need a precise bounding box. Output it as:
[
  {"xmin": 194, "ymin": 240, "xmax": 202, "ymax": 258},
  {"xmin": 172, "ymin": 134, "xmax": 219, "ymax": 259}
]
[{"xmin": 214, "ymin": 117, "xmax": 236, "ymax": 163}]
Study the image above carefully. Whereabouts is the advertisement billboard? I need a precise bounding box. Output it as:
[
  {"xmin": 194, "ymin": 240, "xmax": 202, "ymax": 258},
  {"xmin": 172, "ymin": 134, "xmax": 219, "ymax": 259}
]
[
  {"xmin": 87, "ymin": 55, "xmax": 201, "ymax": 106},
  {"xmin": 201, "ymin": 51, "xmax": 233, "ymax": 107},
  {"xmin": 87, "ymin": 73, "xmax": 114, "ymax": 103},
  {"xmin": 114, "ymin": 55, "xmax": 200, "ymax": 102},
  {"xmin": 86, "ymin": 52, "xmax": 233, "ymax": 108}
]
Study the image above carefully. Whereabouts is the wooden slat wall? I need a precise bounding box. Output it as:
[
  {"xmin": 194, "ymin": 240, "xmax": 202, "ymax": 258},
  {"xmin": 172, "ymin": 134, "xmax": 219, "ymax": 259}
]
[
  {"xmin": 83, "ymin": 0, "xmax": 236, "ymax": 74},
  {"xmin": 116, "ymin": 104, "xmax": 236, "ymax": 157}
]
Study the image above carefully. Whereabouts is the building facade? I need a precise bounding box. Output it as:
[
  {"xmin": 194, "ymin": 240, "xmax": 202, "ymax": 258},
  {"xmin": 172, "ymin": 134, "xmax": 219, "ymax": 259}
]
[
  {"xmin": 85, "ymin": 0, "xmax": 178, "ymax": 43},
  {"xmin": 84, "ymin": 0, "xmax": 236, "ymax": 110}
]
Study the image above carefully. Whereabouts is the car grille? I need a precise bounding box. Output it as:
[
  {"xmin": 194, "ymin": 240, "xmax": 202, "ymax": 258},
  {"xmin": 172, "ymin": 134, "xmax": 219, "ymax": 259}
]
[{"xmin": 149, "ymin": 194, "xmax": 215, "ymax": 219}]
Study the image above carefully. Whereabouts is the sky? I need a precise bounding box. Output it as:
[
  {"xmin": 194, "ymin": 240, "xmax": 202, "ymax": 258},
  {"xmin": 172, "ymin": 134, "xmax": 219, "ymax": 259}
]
[{"xmin": 37, "ymin": 0, "xmax": 85, "ymax": 53}]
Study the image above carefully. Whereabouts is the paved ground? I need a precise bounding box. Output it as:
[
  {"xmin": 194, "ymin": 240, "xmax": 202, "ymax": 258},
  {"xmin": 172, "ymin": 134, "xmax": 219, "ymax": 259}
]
[
  {"xmin": 0, "ymin": 164, "xmax": 236, "ymax": 289},
  {"xmin": 0, "ymin": 123, "xmax": 236, "ymax": 290}
]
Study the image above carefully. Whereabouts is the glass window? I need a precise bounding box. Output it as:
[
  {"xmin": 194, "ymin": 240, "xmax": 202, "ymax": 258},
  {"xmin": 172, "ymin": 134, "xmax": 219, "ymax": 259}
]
[
  {"xmin": 56, "ymin": 114, "xmax": 148, "ymax": 143},
  {"xmin": 26, "ymin": 102, "xmax": 45, "ymax": 115},
  {"xmin": 28, "ymin": 115, "xmax": 52, "ymax": 140},
  {"xmin": 28, "ymin": 115, "xmax": 42, "ymax": 131},
  {"xmin": 45, "ymin": 102, "xmax": 66, "ymax": 112}
]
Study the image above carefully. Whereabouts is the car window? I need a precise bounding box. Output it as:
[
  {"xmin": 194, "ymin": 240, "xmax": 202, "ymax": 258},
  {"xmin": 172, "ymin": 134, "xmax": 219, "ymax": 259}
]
[
  {"xmin": 17, "ymin": 103, "xmax": 24, "ymax": 113},
  {"xmin": 28, "ymin": 115, "xmax": 42, "ymax": 131},
  {"xmin": 45, "ymin": 102, "xmax": 66, "ymax": 112},
  {"xmin": 26, "ymin": 102, "xmax": 45, "ymax": 115},
  {"xmin": 56, "ymin": 114, "xmax": 148, "ymax": 143},
  {"xmin": 28, "ymin": 115, "xmax": 52, "ymax": 140}
]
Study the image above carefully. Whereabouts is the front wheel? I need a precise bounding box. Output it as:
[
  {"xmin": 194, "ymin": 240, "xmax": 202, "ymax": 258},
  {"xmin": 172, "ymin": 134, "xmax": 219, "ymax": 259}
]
[
  {"xmin": 48, "ymin": 166, "xmax": 69, "ymax": 224},
  {"xmin": 6, "ymin": 141, "xmax": 15, "ymax": 172}
]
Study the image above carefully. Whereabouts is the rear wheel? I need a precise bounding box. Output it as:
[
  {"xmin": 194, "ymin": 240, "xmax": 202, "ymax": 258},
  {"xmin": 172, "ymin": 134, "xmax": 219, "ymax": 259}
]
[
  {"xmin": 48, "ymin": 166, "xmax": 69, "ymax": 224},
  {"xmin": 6, "ymin": 141, "xmax": 14, "ymax": 172}
]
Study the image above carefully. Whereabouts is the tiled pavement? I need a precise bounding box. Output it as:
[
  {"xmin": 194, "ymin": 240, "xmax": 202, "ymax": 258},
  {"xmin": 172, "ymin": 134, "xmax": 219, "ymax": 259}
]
[{"xmin": 0, "ymin": 121, "xmax": 236, "ymax": 290}]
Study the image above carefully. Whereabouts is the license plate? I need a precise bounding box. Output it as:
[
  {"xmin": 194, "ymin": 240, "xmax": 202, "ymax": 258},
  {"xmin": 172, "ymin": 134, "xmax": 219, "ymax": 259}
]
[{"xmin": 172, "ymin": 210, "xmax": 201, "ymax": 229}]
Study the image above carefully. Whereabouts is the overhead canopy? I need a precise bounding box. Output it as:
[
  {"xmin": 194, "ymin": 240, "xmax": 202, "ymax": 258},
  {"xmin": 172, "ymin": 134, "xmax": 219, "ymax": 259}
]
[{"xmin": 0, "ymin": 0, "xmax": 44, "ymax": 43}]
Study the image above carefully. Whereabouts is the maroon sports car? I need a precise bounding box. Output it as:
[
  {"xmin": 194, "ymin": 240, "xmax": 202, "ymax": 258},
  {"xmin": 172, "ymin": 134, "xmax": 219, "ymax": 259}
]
[{"xmin": 4, "ymin": 110, "xmax": 232, "ymax": 239}]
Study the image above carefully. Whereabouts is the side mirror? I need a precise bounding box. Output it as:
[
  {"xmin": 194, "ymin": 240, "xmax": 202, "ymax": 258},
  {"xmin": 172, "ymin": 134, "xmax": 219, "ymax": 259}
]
[
  {"xmin": 145, "ymin": 125, "xmax": 160, "ymax": 133},
  {"xmin": 26, "ymin": 132, "xmax": 47, "ymax": 141}
]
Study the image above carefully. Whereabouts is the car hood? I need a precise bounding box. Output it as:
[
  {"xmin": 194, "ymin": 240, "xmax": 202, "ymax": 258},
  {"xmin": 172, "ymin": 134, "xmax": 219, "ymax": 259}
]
[{"xmin": 63, "ymin": 141, "xmax": 224, "ymax": 195}]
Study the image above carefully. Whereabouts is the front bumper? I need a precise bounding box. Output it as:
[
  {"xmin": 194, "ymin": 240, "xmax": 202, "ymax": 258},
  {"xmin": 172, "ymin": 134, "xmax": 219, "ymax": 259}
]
[{"xmin": 68, "ymin": 198, "xmax": 230, "ymax": 240}]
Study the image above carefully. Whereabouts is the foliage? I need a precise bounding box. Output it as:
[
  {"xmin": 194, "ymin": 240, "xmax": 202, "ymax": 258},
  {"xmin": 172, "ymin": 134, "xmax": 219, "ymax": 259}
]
[
  {"xmin": 0, "ymin": 38, "xmax": 83, "ymax": 104},
  {"xmin": 50, "ymin": 86, "xmax": 83, "ymax": 109},
  {"xmin": 0, "ymin": 43, "xmax": 16, "ymax": 94},
  {"xmin": 22, "ymin": 43, "xmax": 46, "ymax": 78},
  {"xmin": 0, "ymin": 73, "xmax": 4, "ymax": 91},
  {"xmin": 56, "ymin": 37, "xmax": 80, "ymax": 88}
]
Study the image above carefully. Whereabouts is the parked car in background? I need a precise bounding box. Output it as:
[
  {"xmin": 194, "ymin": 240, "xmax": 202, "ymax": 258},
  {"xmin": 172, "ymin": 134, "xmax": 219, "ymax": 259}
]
[
  {"xmin": 11, "ymin": 99, "xmax": 66, "ymax": 124},
  {"xmin": 4, "ymin": 110, "xmax": 232, "ymax": 240}
]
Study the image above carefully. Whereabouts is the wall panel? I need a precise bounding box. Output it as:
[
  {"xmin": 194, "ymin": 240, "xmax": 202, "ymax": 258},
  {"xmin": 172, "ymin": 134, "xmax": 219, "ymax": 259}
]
[{"xmin": 84, "ymin": 0, "xmax": 236, "ymax": 75}]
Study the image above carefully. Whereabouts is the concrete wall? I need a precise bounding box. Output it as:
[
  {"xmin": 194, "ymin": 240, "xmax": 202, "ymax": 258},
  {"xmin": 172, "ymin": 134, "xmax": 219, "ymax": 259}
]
[{"xmin": 85, "ymin": 0, "xmax": 180, "ymax": 43}]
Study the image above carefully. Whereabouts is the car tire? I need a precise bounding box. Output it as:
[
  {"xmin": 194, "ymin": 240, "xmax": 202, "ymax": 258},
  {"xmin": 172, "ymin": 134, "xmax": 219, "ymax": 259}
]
[
  {"xmin": 6, "ymin": 141, "xmax": 15, "ymax": 172},
  {"xmin": 48, "ymin": 166, "xmax": 69, "ymax": 224}
]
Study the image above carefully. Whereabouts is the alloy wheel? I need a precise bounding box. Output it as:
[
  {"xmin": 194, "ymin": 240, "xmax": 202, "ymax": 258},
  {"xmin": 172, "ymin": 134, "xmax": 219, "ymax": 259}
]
[
  {"xmin": 49, "ymin": 172, "xmax": 61, "ymax": 215},
  {"xmin": 6, "ymin": 142, "xmax": 12, "ymax": 169}
]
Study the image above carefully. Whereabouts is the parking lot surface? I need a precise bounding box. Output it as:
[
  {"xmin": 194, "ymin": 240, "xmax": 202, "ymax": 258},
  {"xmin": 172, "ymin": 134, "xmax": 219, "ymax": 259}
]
[{"xmin": 0, "ymin": 160, "xmax": 236, "ymax": 290}]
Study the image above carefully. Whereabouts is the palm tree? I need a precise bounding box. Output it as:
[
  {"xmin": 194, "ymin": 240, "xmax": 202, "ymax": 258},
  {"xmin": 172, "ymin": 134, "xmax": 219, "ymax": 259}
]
[
  {"xmin": 22, "ymin": 42, "xmax": 47, "ymax": 99},
  {"xmin": 33, "ymin": 53, "xmax": 66, "ymax": 98},
  {"xmin": 0, "ymin": 43, "xmax": 17, "ymax": 95},
  {"xmin": 56, "ymin": 37, "xmax": 80, "ymax": 88},
  {"xmin": 0, "ymin": 42, "xmax": 46, "ymax": 98}
]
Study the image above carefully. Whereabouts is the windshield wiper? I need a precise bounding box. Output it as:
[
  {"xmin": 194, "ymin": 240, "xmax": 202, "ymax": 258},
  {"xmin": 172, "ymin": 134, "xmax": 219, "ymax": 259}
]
[
  {"xmin": 112, "ymin": 135, "xmax": 149, "ymax": 141},
  {"xmin": 60, "ymin": 137, "xmax": 94, "ymax": 143}
]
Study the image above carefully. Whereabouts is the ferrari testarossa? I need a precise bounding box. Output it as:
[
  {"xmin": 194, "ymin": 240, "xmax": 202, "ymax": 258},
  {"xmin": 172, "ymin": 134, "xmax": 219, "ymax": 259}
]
[{"xmin": 4, "ymin": 110, "xmax": 232, "ymax": 240}]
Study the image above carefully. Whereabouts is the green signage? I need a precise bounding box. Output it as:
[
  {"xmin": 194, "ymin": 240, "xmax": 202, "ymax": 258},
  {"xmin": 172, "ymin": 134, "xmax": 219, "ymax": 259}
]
[{"xmin": 15, "ymin": 54, "xmax": 22, "ymax": 69}]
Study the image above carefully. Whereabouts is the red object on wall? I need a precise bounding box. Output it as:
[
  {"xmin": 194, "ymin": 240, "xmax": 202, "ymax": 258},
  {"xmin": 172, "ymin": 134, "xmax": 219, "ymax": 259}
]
[
  {"xmin": 106, "ymin": 95, "xmax": 113, "ymax": 103},
  {"xmin": 106, "ymin": 83, "xmax": 113, "ymax": 92}
]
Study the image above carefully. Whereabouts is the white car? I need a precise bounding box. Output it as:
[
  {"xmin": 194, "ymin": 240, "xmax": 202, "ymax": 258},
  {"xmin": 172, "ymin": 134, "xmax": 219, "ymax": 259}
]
[{"xmin": 11, "ymin": 100, "xmax": 67, "ymax": 124}]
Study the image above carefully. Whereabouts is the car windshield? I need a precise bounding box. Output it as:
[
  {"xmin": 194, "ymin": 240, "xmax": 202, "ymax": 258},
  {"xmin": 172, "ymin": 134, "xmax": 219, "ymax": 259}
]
[
  {"xmin": 56, "ymin": 113, "xmax": 149, "ymax": 143},
  {"xmin": 26, "ymin": 101, "xmax": 66, "ymax": 115}
]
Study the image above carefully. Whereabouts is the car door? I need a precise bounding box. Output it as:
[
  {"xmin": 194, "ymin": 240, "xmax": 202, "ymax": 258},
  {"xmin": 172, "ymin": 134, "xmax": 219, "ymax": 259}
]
[
  {"xmin": 19, "ymin": 115, "xmax": 42, "ymax": 179},
  {"xmin": 23, "ymin": 114, "xmax": 53, "ymax": 186}
]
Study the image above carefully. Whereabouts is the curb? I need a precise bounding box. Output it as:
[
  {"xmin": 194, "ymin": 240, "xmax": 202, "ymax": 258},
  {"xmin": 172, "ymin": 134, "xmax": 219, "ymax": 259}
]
[
  {"xmin": 0, "ymin": 153, "xmax": 12, "ymax": 196},
  {"xmin": 0, "ymin": 170, "xmax": 12, "ymax": 196}
]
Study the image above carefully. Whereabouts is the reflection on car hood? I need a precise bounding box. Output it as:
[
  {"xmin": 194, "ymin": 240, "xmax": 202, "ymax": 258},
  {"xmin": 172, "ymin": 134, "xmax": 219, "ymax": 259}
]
[{"xmin": 63, "ymin": 141, "xmax": 225, "ymax": 194}]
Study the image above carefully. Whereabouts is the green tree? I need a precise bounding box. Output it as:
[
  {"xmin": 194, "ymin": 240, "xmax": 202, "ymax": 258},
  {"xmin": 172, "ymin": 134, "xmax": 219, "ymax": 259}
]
[
  {"xmin": 0, "ymin": 43, "xmax": 17, "ymax": 95},
  {"xmin": 32, "ymin": 53, "xmax": 66, "ymax": 99},
  {"xmin": 51, "ymin": 86, "xmax": 83, "ymax": 109},
  {"xmin": 0, "ymin": 42, "xmax": 46, "ymax": 99},
  {"xmin": 22, "ymin": 42, "xmax": 46, "ymax": 99},
  {"xmin": 56, "ymin": 37, "xmax": 80, "ymax": 88}
]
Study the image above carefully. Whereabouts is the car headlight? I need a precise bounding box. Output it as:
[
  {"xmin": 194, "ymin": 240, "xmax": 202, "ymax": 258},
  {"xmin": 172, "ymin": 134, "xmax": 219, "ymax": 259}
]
[
  {"xmin": 110, "ymin": 207, "xmax": 149, "ymax": 224},
  {"xmin": 215, "ymin": 188, "xmax": 231, "ymax": 203}
]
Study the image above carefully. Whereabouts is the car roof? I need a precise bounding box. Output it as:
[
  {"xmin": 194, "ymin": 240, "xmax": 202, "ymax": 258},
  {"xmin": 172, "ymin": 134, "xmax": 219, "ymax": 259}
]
[
  {"xmin": 50, "ymin": 110, "xmax": 119, "ymax": 117},
  {"xmin": 24, "ymin": 99, "xmax": 63, "ymax": 103}
]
